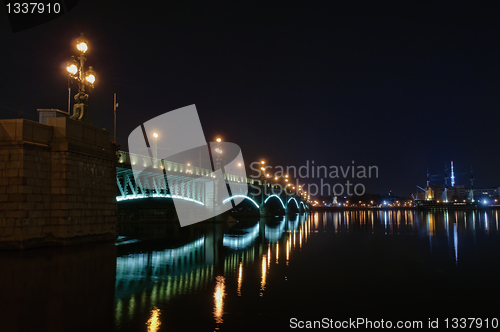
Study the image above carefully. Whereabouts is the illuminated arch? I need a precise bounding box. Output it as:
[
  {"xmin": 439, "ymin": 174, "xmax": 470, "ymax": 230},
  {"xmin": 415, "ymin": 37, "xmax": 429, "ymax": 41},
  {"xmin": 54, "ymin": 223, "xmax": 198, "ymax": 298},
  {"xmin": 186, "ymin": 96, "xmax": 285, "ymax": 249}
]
[
  {"xmin": 300, "ymin": 201, "xmax": 307, "ymax": 210},
  {"xmin": 116, "ymin": 193, "xmax": 204, "ymax": 205},
  {"xmin": 222, "ymin": 195, "xmax": 259, "ymax": 208},
  {"xmin": 287, "ymin": 197, "xmax": 299, "ymax": 209},
  {"xmin": 264, "ymin": 194, "xmax": 285, "ymax": 209}
]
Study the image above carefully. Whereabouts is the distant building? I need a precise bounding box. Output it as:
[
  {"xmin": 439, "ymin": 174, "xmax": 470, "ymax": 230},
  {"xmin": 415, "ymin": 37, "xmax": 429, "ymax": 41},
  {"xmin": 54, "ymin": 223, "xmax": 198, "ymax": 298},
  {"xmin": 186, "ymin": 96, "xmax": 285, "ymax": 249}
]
[
  {"xmin": 415, "ymin": 185, "xmax": 499, "ymax": 202},
  {"xmin": 471, "ymin": 187, "xmax": 499, "ymax": 200},
  {"xmin": 447, "ymin": 185, "xmax": 467, "ymax": 200}
]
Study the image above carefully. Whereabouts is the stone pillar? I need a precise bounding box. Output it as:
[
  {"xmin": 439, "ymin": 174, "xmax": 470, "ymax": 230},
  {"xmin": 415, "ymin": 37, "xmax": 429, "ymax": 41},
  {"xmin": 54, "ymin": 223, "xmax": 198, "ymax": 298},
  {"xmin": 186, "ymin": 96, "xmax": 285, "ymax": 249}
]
[{"xmin": 0, "ymin": 118, "xmax": 117, "ymax": 249}]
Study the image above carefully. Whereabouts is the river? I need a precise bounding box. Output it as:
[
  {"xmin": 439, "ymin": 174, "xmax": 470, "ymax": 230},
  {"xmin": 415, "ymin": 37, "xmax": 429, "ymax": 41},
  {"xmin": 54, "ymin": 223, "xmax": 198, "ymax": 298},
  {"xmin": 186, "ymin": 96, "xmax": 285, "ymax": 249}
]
[{"xmin": 1, "ymin": 210, "xmax": 499, "ymax": 331}]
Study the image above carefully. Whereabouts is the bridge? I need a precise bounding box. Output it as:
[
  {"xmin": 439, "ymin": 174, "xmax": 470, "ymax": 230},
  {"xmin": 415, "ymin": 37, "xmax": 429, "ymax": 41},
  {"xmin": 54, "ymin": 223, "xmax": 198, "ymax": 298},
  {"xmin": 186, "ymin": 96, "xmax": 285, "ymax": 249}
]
[
  {"xmin": 115, "ymin": 150, "xmax": 310, "ymax": 220},
  {"xmin": 0, "ymin": 116, "xmax": 308, "ymax": 249}
]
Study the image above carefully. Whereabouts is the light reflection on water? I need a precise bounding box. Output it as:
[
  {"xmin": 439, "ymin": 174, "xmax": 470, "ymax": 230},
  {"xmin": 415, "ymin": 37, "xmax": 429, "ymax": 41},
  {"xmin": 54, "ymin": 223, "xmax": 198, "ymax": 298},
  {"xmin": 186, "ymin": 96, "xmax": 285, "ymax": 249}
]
[
  {"xmin": 146, "ymin": 307, "xmax": 161, "ymax": 332},
  {"xmin": 213, "ymin": 276, "xmax": 225, "ymax": 325},
  {"xmin": 260, "ymin": 253, "xmax": 267, "ymax": 296},
  {"xmin": 112, "ymin": 209, "xmax": 500, "ymax": 328},
  {"xmin": 1, "ymin": 210, "xmax": 499, "ymax": 331},
  {"xmin": 237, "ymin": 262, "xmax": 243, "ymax": 296}
]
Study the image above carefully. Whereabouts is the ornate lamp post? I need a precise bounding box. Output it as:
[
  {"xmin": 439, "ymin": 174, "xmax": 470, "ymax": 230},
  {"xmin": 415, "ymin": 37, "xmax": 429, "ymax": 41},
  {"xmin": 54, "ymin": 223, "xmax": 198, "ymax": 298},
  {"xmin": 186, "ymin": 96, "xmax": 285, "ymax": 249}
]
[
  {"xmin": 215, "ymin": 137, "xmax": 223, "ymax": 170},
  {"xmin": 153, "ymin": 132, "xmax": 159, "ymax": 160},
  {"xmin": 66, "ymin": 34, "xmax": 96, "ymax": 124}
]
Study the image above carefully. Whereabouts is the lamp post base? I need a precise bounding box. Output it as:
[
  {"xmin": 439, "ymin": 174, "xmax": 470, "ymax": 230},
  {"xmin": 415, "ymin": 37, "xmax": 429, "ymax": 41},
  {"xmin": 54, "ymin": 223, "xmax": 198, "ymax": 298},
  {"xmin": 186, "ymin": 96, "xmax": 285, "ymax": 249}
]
[{"xmin": 70, "ymin": 102, "xmax": 91, "ymax": 124}]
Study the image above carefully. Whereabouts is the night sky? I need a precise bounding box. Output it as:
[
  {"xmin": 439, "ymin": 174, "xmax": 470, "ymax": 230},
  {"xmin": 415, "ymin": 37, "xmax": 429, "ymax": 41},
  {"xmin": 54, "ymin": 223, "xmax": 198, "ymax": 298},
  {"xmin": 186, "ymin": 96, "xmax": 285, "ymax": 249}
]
[{"xmin": 1, "ymin": 1, "xmax": 499, "ymax": 197}]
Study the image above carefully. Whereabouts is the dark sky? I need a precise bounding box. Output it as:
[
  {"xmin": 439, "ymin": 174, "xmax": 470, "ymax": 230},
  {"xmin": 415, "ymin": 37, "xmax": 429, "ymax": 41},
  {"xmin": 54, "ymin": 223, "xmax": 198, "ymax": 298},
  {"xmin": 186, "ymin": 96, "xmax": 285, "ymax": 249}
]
[{"xmin": 1, "ymin": 1, "xmax": 499, "ymax": 197}]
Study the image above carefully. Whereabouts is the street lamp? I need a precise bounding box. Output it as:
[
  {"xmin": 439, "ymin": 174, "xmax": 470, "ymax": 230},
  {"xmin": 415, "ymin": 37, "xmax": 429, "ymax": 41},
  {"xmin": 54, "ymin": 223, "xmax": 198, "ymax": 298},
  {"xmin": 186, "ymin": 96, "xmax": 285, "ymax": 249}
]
[
  {"xmin": 66, "ymin": 33, "xmax": 96, "ymax": 124},
  {"xmin": 215, "ymin": 137, "xmax": 223, "ymax": 170},
  {"xmin": 153, "ymin": 132, "xmax": 159, "ymax": 161}
]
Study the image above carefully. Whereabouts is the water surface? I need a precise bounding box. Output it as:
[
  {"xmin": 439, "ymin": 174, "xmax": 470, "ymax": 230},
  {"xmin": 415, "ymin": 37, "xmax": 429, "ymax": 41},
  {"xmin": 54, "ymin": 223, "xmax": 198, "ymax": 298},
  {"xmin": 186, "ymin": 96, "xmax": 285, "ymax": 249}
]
[{"xmin": 1, "ymin": 210, "xmax": 499, "ymax": 331}]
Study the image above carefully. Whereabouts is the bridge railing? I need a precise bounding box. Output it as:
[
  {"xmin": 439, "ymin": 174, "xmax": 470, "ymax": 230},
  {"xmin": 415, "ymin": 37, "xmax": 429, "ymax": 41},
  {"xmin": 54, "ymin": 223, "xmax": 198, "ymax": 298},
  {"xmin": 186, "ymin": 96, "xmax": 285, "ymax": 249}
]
[{"xmin": 117, "ymin": 150, "xmax": 259, "ymax": 185}]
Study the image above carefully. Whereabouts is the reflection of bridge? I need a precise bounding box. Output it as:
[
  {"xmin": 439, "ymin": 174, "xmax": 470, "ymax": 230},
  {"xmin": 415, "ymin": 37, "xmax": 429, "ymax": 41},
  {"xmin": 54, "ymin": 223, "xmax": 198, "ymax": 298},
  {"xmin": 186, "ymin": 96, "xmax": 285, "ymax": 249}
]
[
  {"xmin": 223, "ymin": 213, "xmax": 306, "ymax": 250},
  {"xmin": 115, "ymin": 213, "xmax": 308, "ymax": 307},
  {"xmin": 115, "ymin": 151, "xmax": 310, "ymax": 217}
]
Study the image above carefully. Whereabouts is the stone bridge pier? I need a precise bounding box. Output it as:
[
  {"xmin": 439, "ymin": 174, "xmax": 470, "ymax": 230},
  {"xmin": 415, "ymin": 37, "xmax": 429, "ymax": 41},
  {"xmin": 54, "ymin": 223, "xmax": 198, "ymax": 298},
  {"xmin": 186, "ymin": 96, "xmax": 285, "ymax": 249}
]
[{"xmin": 0, "ymin": 118, "xmax": 117, "ymax": 249}]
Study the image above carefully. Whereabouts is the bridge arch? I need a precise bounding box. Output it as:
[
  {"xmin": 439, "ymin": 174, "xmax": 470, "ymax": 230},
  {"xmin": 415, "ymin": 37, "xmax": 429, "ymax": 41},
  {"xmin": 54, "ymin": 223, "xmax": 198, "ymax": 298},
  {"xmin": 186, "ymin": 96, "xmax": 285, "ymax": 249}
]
[
  {"xmin": 287, "ymin": 197, "xmax": 300, "ymax": 209},
  {"xmin": 264, "ymin": 194, "xmax": 286, "ymax": 209},
  {"xmin": 117, "ymin": 193, "xmax": 204, "ymax": 206},
  {"xmin": 222, "ymin": 195, "xmax": 259, "ymax": 209}
]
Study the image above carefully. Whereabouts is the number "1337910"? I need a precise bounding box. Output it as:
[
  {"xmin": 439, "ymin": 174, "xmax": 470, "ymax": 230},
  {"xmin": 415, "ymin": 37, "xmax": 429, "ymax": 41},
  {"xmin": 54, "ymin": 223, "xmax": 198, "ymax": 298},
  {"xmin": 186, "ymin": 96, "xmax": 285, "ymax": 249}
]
[{"xmin": 6, "ymin": 3, "xmax": 61, "ymax": 14}]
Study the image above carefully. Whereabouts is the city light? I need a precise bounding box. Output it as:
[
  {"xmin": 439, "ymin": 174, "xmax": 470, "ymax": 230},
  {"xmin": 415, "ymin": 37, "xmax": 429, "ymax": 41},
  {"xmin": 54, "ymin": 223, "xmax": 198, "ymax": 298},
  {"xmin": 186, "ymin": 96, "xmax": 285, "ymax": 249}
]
[
  {"xmin": 76, "ymin": 41, "xmax": 88, "ymax": 53},
  {"xmin": 85, "ymin": 73, "xmax": 95, "ymax": 84},
  {"xmin": 85, "ymin": 66, "xmax": 96, "ymax": 85},
  {"xmin": 66, "ymin": 63, "xmax": 77, "ymax": 75}
]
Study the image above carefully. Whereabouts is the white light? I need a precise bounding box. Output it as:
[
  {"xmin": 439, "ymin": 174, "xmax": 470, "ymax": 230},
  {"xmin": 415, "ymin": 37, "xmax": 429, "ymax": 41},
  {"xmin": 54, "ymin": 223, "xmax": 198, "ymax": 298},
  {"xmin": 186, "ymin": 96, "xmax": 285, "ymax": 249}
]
[
  {"xmin": 264, "ymin": 194, "xmax": 285, "ymax": 209},
  {"xmin": 66, "ymin": 64, "xmax": 77, "ymax": 75},
  {"xmin": 86, "ymin": 74, "xmax": 95, "ymax": 84},
  {"xmin": 77, "ymin": 42, "xmax": 88, "ymax": 53},
  {"xmin": 222, "ymin": 195, "xmax": 259, "ymax": 208},
  {"xmin": 116, "ymin": 193, "xmax": 204, "ymax": 205}
]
